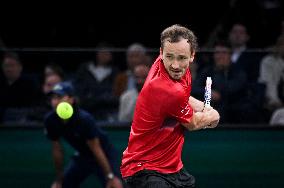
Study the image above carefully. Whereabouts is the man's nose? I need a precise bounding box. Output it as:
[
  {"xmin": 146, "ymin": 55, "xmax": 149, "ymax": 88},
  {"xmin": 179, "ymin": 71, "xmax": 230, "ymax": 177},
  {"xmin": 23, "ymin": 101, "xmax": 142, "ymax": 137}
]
[{"xmin": 171, "ymin": 60, "xmax": 180, "ymax": 69}]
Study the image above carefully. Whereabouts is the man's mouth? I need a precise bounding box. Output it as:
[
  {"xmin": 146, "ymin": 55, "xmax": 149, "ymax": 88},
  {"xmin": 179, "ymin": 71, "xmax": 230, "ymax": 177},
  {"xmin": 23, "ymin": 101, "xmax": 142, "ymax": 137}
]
[{"xmin": 171, "ymin": 69, "xmax": 181, "ymax": 73}]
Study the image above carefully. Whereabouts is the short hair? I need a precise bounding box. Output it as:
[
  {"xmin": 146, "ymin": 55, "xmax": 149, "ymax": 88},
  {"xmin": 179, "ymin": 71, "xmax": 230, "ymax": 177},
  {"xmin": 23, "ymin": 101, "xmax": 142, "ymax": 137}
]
[
  {"xmin": 127, "ymin": 43, "xmax": 146, "ymax": 55},
  {"xmin": 3, "ymin": 52, "xmax": 21, "ymax": 64},
  {"xmin": 160, "ymin": 24, "xmax": 198, "ymax": 52},
  {"xmin": 45, "ymin": 62, "xmax": 65, "ymax": 79}
]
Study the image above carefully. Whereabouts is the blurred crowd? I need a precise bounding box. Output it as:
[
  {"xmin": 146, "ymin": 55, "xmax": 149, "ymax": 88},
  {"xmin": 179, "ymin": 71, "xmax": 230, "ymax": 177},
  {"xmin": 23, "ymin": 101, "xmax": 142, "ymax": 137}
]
[{"xmin": 1, "ymin": 20, "xmax": 284, "ymax": 127}]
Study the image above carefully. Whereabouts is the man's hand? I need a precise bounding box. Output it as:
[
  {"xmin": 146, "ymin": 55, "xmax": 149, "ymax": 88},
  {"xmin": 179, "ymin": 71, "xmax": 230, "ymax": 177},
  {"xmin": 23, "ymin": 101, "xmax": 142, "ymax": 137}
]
[
  {"xmin": 208, "ymin": 119, "xmax": 219, "ymax": 128},
  {"xmin": 106, "ymin": 176, "xmax": 123, "ymax": 188},
  {"xmin": 203, "ymin": 106, "xmax": 220, "ymax": 128}
]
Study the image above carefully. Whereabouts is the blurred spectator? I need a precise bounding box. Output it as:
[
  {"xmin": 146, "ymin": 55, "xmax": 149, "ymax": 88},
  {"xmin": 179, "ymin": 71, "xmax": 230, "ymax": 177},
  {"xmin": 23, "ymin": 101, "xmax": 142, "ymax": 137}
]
[
  {"xmin": 192, "ymin": 41, "xmax": 248, "ymax": 123},
  {"xmin": 189, "ymin": 60, "xmax": 199, "ymax": 82},
  {"xmin": 35, "ymin": 64, "xmax": 66, "ymax": 121},
  {"xmin": 118, "ymin": 64, "xmax": 150, "ymax": 122},
  {"xmin": 258, "ymin": 35, "xmax": 284, "ymax": 119},
  {"xmin": 113, "ymin": 43, "xmax": 148, "ymax": 97},
  {"xmin": 0, "ymin": 52, "xmax": 41, "ymax": 123},
  {"xmin": 228, "ymin": 23, "xmax": 263, "ymax": 83},
  {"xmin": 270, "ymin": 107, "xmax": 284, "ymax": 126},
  {"xmin": 44, "ymin": 62, "xmax": 65, "ymax": 79},
  {"xmin": 74, "ymin": 42, "xmax": 119, "ymax": 122},
  {"xmin": 42, "ymin": 73, "xmax": 64, "ymax": 95},
  {"xmin": 40, "ymin": 63, "xmax": 65, "ymax": 108}
]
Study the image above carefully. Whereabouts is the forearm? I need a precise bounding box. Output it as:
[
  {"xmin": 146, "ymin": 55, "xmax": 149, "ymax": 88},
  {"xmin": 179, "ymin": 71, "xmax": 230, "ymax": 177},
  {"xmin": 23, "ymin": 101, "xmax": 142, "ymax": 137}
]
[
  {"xmin": 189, "ymin": 96, "xmax": 204, "ymax": 112},
  {"xmin": 94, "ymin": 147, "xmax": 112, "ymax": 175},
  {"xmin": 182, "ymin": 108, "xmax": 220, "ymax": 131},
  {"xmin": 51, "ymin": 141, "xmax": 64, "ymax": 181},
  {"xmin": 183, "ymin": 112, "xmax": 210, "ymax": 130},
  {"xmin": 87, "ymin": 139, "xmax": 113, "ymax": 177}
]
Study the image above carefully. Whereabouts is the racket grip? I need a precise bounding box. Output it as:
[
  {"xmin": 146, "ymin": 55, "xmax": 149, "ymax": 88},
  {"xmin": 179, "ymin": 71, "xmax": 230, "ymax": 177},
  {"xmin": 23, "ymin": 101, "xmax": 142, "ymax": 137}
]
[{"xmin": 204, "ymin": 77, "xmax": 212, "ymax": 108}]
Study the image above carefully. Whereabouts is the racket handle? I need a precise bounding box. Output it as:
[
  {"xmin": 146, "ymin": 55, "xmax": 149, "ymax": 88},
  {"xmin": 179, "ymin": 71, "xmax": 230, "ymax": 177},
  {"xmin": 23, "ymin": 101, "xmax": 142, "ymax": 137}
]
[{"xmin": 204, "ymin": 77, "xmax": 212, "ymax": 108}]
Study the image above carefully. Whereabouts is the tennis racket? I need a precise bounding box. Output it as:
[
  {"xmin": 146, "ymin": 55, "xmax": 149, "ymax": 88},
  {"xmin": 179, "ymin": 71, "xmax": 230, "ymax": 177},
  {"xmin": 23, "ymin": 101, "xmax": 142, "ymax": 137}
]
[{"xmin": 204, "ymin": 77, "xmax": 212, "ymax": 108}]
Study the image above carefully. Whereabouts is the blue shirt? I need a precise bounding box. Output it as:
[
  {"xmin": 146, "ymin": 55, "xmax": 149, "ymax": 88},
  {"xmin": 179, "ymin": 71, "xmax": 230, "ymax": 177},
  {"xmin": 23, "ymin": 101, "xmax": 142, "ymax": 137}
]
[{"xmin": 44, "ymin": 108, "xmax": 111, "ymax": 157}]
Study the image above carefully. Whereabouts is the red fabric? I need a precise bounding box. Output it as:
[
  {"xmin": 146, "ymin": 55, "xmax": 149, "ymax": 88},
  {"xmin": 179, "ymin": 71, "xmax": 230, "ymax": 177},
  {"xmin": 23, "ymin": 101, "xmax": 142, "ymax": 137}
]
[{"xmin": 120, "ymin": 56, "xmax": 193, "ymax": 178}]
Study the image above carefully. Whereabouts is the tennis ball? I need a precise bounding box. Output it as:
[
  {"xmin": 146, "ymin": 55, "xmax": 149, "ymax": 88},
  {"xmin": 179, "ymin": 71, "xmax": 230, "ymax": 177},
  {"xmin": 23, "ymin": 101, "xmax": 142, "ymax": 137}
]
[{"xmin": 56, "ymin": 102, "xmax": 74, "ymax": 120}]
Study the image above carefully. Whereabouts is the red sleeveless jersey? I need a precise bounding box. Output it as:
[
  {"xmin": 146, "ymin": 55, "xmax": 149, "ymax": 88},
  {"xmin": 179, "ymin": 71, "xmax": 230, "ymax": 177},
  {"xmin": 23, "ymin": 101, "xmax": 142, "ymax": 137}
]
[{"xmin": 120, "ymin": 56, "xmax": 193, "ymax": 177}]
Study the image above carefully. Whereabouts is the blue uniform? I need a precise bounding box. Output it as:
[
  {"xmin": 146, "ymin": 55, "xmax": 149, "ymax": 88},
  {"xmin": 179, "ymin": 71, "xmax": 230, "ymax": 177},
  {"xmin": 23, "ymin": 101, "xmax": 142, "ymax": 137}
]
[{"xmin": 44, "ymin": 107, "xmax": 120, "ymax": 187}]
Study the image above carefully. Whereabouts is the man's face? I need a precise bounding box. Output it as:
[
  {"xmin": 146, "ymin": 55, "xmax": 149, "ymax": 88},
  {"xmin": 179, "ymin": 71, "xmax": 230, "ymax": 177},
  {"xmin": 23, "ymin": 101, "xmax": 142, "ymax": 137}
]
[
  {"xmin": 229, "ymin": 24, "xmax": 249, "ymax": 47},
  {"xmin": 134, "ymin": 65, "xmax": 150, "ymax": 92},
  {"xmin": 43, "ymin": 75, "xmax": 62, "ymax": 94},
  {"xmin": 213, "ymin": 45, "xmax": 231, "ymax": 68},
  {"xmin": 161, "ymin": 38, "xmax": 195, "ymax": 80},
  {"xmin": 96, "ymin": 50, "xmax": 113, "ymax": 66},
  {"xmin": 127, "ymin": 51, "xmax": 146, "ymax": 71},
  {"xmin": 2, "ymin": 57, "xmax": 22, "ymax": 81},
  {"xmin": 51, "ymin": 94, "xmax": 74, "ymax": 109}
]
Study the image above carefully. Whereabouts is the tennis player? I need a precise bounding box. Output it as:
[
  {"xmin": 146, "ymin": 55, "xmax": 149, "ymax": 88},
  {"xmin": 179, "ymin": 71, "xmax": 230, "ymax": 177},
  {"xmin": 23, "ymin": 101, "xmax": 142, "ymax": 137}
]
[{"xmin": 120, "ymin": 24, "xmax": 220, "ymax": 188}]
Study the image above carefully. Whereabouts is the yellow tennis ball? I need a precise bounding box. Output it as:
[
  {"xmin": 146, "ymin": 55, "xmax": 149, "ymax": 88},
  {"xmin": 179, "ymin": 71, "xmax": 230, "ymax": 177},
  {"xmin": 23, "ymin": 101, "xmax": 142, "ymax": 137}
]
[{"xmin": 56, "ymin": 102, "xmax": 73, "ymax": 120}]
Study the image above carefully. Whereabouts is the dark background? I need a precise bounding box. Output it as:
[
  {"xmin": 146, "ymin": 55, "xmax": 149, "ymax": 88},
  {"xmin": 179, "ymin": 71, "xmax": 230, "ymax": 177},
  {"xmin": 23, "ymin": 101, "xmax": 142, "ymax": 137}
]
[
  {"xmin": 0, "ymin": 1, "xmax": 283, "ymax": 72},
  {"xmin": 1, "ymin": 1, "xmax": 283, "ymax": 48}
]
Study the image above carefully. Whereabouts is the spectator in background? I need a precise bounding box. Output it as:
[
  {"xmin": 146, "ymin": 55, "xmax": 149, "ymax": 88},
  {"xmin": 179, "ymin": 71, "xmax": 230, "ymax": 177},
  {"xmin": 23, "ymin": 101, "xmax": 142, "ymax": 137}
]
[
  {"xmin": 189, "ymin": 60, "xmax": 199, "ymax": 82},
  {"xmin": 259, "ymin": 35, "xmax": 284, "ymax": 121},
  {"xmin": 228, "ymin": 23, "xmax": 263, "ymax": 83},
  {"xmin": 0, "ymin": 52, "xmax": 41, "ymax": 123},
  {"xmin": 118, "ymin": 64, "xmax": 150, "ymax": 122},
  {"xmin": 228, "ymin": 23, "xmax": 267, "ymax": 123},
  {"xmin": 35, "ymin": 64, "xmax": 66, "ymax": 121},
  {"xmin": 229, "ymin": 23, "xmax": 250, "ymax": 64},
  {"xmin": 42, "ymin": 62, "xmax": 65, "ymax": 95},
  {"xmin": 113, "ymin": 43, "xmax": 148, "ymax": 97},
  {"xmin": 74, "ymin": 42, "xmax": 119, "ymax": 122},
  {"xmin": 192, "ymin": 41, "xmax": 248, "ymax": 123},
  {"xmin": 42, "ymin": 73, "xmax": 64, "ymax": 96},
  {"xmin": 270, "ymin": 107, "xmax": 284, "ymax": 126},
  {"xmin": 44, "ymin": 62, "xmax": 65, "ymax": 79}
]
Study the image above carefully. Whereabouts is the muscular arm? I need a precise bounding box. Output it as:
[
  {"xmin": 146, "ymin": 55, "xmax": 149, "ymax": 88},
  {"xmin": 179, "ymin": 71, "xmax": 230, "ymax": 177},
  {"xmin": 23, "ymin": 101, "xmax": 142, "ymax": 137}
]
[
  {"xmin": 51, "ymin": 141, "xmax": 64, "ymax": 182},
  {"xmin": 181, "ymin": 107, "xmax": 220, "ymax": 131},
  {"xmin": 189, "ymin": 96, "xmax": 204, "ymax": 112}
]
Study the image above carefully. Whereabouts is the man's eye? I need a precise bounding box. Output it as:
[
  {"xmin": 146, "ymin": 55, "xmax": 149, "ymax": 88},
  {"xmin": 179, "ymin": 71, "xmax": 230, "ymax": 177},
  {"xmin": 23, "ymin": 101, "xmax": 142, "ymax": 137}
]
[
  {"xmin": 178, "ymin": 56, "xmax": 188, "ymax": 61},
  {"xmin": 166, "ymin": 56, "xmax": 174, "ymax": 60}
]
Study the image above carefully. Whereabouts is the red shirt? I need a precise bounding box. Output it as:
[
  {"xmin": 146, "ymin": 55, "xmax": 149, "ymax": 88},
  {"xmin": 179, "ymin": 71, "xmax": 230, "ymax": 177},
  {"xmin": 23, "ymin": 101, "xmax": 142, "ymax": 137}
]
[{"xmin": 120, "ymin": 56, "xmax": 193, "ymax": 178}]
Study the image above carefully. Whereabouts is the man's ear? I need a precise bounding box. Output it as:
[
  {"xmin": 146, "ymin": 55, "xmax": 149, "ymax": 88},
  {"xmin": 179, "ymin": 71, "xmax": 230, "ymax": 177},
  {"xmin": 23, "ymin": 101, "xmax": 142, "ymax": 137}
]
[
  {"xmin": 160, "ymin": 47, "xmax": 165, "ymax": 61},
  {"xmin": 189, "ymin": 51, "xmax": 195, "ymax": 62}
]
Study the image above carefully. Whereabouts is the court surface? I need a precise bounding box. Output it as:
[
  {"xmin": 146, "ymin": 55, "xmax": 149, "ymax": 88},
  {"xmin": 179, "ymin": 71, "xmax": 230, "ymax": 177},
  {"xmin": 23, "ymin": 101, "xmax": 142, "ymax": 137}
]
[{"xmin": 0, "ymin": 127, "xmax": 283, "ymax": 188}]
